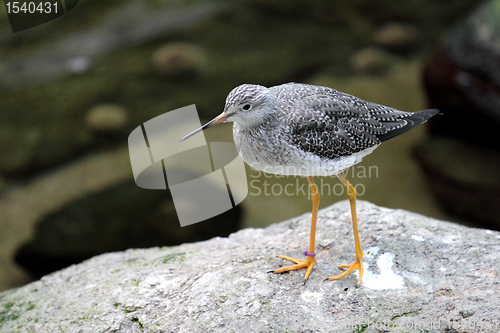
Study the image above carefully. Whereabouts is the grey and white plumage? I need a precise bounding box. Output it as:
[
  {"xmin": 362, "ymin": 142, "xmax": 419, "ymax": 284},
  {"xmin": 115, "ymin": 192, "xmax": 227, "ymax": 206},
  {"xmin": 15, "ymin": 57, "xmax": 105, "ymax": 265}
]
[
  {"xmin": 185, "ymin": 82, "xmax": 439, "ymax": 176},
  {"xmin": 177, "ymin": 82, "xmax": 439, "ymax": 285},
  {"xmin": 220, "ymin": 83, "xmax": 438, "ymax": 177}
]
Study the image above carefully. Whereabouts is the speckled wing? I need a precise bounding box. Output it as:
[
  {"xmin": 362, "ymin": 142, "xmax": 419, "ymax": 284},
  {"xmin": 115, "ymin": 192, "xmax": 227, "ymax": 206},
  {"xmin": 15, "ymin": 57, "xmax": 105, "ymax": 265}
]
[{"xmin": 283, "ymin": 87, "xmax": 438, "ymax": 159}]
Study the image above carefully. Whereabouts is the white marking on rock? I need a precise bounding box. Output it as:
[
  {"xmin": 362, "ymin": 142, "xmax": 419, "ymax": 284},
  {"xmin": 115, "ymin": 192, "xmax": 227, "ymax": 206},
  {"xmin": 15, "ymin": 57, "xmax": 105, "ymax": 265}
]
[
  {"xmin": 300, "ymin": 291, "xmax": 324, "ymax": 302},
  {"xmin": 360, "ymin": 252, "xmax": 405, "ymax": 290},
  {"xmin": 365, "ymin": 246, "xmax": 379, "ymax": 257},
  {"xmin": 411, "ymin": 235, "xmax": 425, "ymax": 242},
  {"xmin": 442, "ymin": 235, "xmax": 459, "ymax": 244}
]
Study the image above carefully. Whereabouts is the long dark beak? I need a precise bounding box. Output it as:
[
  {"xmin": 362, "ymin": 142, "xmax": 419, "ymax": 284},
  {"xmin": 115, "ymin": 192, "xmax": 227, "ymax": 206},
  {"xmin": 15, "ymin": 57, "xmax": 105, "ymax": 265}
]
[{"xmin": 180, "ymin": 113, "xmax": 227, "ymax": 142}]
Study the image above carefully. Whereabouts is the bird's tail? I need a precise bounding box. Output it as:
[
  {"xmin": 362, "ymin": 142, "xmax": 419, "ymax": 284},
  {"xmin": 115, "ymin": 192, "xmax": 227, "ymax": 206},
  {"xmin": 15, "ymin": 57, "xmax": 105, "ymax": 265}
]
[{"xmin": 377, "ymin": 109, "xmax": 440, "ymax": 142}]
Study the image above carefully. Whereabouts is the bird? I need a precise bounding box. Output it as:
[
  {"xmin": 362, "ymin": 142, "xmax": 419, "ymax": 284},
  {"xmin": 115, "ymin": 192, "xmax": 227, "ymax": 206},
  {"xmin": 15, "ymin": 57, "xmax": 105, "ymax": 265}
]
[{"xmin": 181, "ymin": 82, "xmax": 439, "ymax": 286}]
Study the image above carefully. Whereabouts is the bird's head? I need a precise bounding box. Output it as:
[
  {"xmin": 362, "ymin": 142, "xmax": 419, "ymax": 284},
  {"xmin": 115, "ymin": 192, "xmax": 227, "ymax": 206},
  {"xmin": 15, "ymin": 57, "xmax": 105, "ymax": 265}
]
[
  {"xmin": 222, "ymin": 84, "xmax": 277, "ymax": 127},
  {"xmin": 180, "ymin": 84, "xmax": 278, "ymax": 142}
]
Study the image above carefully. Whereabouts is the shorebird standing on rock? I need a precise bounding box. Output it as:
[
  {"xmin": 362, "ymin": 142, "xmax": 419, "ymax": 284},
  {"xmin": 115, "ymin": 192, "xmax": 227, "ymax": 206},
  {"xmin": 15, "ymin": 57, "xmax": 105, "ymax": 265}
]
[{"xmin": 181, "ymin": 82, "xmax": 439, "ymax": 286}]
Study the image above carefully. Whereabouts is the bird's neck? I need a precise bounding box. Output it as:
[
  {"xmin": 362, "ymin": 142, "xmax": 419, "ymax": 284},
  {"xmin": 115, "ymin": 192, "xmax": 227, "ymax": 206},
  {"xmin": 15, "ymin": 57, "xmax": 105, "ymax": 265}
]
[{"xmin": 237, "ymin": 108, "xmax": 280, "ymax": 130}]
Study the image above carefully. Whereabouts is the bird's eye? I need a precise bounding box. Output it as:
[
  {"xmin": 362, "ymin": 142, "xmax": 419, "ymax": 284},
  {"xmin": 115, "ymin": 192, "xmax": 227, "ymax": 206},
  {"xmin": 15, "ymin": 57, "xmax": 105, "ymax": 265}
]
[{"xmin": 242, "ymin": 104, "xmax": 251, "ymax": 111}]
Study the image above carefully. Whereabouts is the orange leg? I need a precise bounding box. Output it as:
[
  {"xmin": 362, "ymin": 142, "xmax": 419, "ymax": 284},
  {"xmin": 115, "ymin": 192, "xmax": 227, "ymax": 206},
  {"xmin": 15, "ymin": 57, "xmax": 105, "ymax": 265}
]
[
  {"xmin": 326, "ymin": 173, "xmax": 364, "ymax": 286},
  {"xmin": 273, "ymin": 176, "xmax": 319, "ymax": 281}
]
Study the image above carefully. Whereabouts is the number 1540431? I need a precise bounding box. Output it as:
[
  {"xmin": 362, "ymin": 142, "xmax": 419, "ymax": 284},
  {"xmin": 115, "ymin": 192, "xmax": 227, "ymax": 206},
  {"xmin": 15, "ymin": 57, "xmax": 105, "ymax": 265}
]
[{"xmin": 5, "ymin": 2, "xmax": 58, "ymax": 14}]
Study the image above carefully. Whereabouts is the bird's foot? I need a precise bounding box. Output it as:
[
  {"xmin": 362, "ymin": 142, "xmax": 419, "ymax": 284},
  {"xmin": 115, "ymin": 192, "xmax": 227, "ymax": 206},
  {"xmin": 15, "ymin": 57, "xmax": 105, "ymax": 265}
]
[
  {"xmin": 326, "ymin": 256, "xmax": 364, "ymax": 286},
  {"xmin": 273, "ymin": 254, "xmax": 317, "ymax": 280}
]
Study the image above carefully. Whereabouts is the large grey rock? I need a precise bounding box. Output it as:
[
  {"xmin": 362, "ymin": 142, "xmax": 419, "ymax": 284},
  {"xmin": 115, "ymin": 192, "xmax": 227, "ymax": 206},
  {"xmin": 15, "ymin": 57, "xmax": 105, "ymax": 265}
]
[
  {"xmin": 1, "ymin": 200, "xmax": 500, "ymax": 332},
  {"xmin": 14, "ymin": 179, "xmax": 241, "ymax": 278}
]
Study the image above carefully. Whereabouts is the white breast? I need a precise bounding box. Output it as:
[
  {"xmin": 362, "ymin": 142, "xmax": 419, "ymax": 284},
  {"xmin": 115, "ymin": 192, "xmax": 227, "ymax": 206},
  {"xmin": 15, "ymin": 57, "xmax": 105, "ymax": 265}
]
[{"xmin": 233, "ymin": 122, "xmax": 379, "ymax": 177}]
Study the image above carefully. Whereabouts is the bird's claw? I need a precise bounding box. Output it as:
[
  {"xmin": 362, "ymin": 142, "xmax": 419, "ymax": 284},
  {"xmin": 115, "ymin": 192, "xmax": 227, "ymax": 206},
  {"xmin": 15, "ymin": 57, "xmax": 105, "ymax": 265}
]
[
  {"xmin": 273, "ymin": 255, "xmax": 317, "ymax": 280},
  {"xmin": 325, "ymin": 257, "xmax": 364, "ymax": 286}
]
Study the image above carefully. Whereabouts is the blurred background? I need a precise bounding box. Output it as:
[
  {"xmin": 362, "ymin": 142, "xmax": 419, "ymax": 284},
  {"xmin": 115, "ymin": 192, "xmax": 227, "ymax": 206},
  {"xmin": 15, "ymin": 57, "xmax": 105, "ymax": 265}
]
[{"xmin": 1, "ymin": 0, "xmax": 498, "ymax": 292}]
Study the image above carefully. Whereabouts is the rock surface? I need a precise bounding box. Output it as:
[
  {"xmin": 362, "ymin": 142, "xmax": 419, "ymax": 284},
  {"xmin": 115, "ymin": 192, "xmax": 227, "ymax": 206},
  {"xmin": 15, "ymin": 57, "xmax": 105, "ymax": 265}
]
[
  {"xmin": 373, "ymin": 22, "xmax": 419, "ymax": 52},
  {"xmin": 0, "ymin": 146, "xmax": 133, "ymax": 291},
  {"xmin": 14, "ymin": 179, "xmax": 241, "ymax": 278},
  {"xmin": 421, "ymin": 0, "xmax": 500, "ymax": 229},
  {"xmin": 414, "ymin": 136, "xmax": 500, "ymax": 229},
  {"xmin": 84, "ymin": 104, "xmax": 129, "ymax": 133},
  {"xmin": 350, "ymin": 47, "xmax": 393, "ymax": 74},
  {"xmin": 1, "ymin": 200, "xmax": 499, "ymax": 333},
  {"xmin": 151, "ymin": 42, "xmax": 208, "ymax": 77},
  {"xmin": 423, "ymin": 0, "xmax": 500, "ymax": 150}
]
